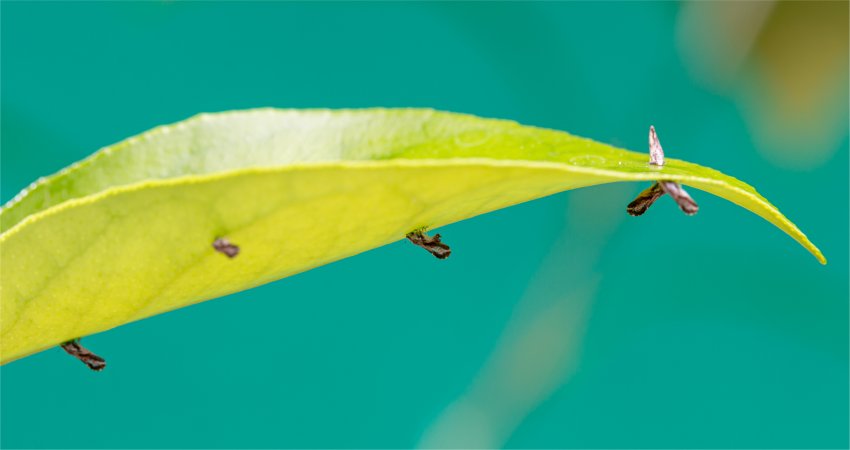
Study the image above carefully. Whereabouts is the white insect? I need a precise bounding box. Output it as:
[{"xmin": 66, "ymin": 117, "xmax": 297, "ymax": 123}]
[{"xmin": 649, "ymin": 125, "xmax": 664, "ymax": 166}]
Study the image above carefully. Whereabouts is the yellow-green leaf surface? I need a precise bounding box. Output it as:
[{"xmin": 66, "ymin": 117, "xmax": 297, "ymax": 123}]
[{"xmin": 0, "ymin": 109, "xmax": 824, "ymax": 364}]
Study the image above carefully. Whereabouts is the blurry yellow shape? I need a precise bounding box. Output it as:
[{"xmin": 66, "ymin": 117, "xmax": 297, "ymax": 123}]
[
  {"xmin": 678, "ymin": 1, "xmax": 849, "ymax": 169},
  {"xmin": 418, "ymin": 186, "xmax": 625, "ymax": 448}
]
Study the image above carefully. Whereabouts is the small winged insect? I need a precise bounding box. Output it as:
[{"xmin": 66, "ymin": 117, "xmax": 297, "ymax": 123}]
[{"xmin": 627, "ymin": 126, "xmax": 699, "ymax": 216}]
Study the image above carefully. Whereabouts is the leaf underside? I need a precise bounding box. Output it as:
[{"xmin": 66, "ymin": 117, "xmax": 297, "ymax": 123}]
[{"xmin": 0, "ymin": 109, "xmax": 824, "ymax": 364}]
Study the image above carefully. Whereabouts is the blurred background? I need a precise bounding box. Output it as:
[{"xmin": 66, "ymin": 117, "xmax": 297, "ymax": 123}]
[{"xmin": 1, "ymin": 2, "xmax": 847, "ymax": 448}]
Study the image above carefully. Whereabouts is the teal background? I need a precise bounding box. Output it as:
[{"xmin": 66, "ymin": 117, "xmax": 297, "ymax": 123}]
[{"xmin": 1, "ymin": 2, "xmax": 847, "ymax": 449}]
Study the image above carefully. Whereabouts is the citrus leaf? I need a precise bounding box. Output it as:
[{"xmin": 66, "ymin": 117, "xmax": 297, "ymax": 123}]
[{"xmin": 0, "ymin": 109, "xmax": 824, "ymax": 364}]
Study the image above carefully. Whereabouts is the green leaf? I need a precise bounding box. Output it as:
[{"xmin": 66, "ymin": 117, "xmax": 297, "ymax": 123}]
[{"xmin": 0, "ymin": 109, "xmax": 824, "ymax": 364}]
